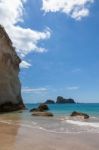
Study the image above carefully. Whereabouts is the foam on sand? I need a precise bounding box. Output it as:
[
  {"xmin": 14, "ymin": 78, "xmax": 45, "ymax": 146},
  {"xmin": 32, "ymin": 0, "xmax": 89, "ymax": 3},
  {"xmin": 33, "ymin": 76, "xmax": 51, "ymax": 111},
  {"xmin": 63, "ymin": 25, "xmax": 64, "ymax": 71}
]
[{"xmin": 66, "ymin": 120, "xmax": 99, "ymax": 128}]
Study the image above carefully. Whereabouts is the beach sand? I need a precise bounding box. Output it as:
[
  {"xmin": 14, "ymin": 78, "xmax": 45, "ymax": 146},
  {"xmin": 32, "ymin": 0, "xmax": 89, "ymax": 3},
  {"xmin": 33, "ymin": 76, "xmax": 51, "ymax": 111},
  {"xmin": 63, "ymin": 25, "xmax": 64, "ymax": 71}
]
[{"xmin": 0, "ymin": 118, "xmax": 99, "ymax": 150}]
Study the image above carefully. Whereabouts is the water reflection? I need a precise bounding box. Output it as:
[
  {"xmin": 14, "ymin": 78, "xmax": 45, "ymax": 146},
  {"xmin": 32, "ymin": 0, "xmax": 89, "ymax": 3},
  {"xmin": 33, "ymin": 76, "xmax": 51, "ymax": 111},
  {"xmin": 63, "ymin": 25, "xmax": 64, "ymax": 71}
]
[{"xmin": 0, "ymin": 112, "xmax": 25, "ymax": 150}]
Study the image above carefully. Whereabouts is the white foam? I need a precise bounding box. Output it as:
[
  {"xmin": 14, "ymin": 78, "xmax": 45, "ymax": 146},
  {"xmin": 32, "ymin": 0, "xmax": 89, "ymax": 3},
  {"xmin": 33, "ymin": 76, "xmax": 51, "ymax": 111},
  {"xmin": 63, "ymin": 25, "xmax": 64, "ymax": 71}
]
[
  {"xmin": 32, "ymin": 121, "xmax": 37, "ymax": 125},
  {"xmin": 0, "ymin": 120, "xmax": 12, "ymax": 125},
  {"xmin": 66, "ymin": 120, "xmax": 99, "ymax": 128},
  {"xmin": 1, "ymin": 119, "xmax": 99, "ymax": 134}
]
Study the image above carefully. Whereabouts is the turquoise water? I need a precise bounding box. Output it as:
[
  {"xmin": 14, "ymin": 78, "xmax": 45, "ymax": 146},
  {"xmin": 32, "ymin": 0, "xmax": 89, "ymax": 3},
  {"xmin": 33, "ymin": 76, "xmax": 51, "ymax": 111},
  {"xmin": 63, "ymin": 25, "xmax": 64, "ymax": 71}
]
[
  {"xmin": 26, "ymin": 103, "xmax": 99, "ymax": 117},
  {"xmin": 1, "ymin": 103, "xmax": 99, "ymax": 134}
]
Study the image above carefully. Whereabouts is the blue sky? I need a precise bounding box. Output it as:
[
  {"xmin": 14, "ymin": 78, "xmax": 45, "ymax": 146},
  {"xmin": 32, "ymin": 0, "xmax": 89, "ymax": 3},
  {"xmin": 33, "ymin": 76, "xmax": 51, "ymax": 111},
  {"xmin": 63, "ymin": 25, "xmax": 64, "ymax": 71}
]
[{"xmin": 0, "ymin": 0, "xmax": 99, "ymax": 103}]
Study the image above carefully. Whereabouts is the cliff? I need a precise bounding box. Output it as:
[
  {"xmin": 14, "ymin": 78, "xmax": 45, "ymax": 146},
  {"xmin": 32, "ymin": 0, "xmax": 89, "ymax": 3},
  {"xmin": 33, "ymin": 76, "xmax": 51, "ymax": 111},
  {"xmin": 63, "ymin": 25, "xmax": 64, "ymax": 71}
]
[{"xmin": 0, "ymin": 25, "xmax": 24, "ymax": 112}]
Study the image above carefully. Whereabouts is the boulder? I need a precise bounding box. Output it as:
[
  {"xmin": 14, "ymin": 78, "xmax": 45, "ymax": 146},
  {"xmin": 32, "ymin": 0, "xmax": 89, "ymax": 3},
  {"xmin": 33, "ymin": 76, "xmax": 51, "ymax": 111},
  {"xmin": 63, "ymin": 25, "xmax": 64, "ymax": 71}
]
[
  {"xmin": 56, "ymin": 96, "xmax": 75, "ymax": 104},
  {"xmin": 38, "ymin": 104, "xmax": 49, "ymax": 111},
  {"xmin": 44, "ymin": 100, "xmax": 55, "ymax": 104},
  {"xmin": 70, "ymin": 111, "xmax": 89, "ymax": 119},
  {"xmin": 30, "ymin": 104, "xmax": 49, "ymax": 112},
  {"xmin": 32, "ymin": 111, "xmax": 53, "ymax": 117}
]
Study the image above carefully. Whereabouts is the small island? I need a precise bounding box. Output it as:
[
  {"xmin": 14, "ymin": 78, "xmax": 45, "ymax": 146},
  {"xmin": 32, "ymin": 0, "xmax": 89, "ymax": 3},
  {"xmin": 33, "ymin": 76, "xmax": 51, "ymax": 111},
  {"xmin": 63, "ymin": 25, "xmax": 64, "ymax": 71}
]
[
  {"xmin": 44, "ymin": 99, "xmax": 55, "ymax": 104},
  {"xmin": 56, "ymin": 96, "xmax": 75, "ymax": 104},
  {"xmin": 44, "ymin": 96, "xmax": 76, "ymax": 104}
]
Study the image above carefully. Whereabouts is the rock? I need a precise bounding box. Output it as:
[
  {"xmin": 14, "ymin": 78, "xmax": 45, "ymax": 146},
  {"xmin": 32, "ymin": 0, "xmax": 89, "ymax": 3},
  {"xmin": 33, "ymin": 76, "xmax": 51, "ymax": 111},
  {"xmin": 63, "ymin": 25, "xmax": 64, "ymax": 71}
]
[
  {"xmin": 44, "ymin": 100, "xmax": 55, "ymax": 104},
  {"xmin": 30, "ymin": 104, "xmax": 49, "ymax": 112},
  {"xmin": 70, "ymin": 111, "xmax": 89, "ymax": 119},
  {"xmin": 0, "ymin": 25, "xmax": 24, "ymax": 112},
  {"xmin": 32, "ymin": 111, "xmax": 53, "ymax": 117},
  {"xmin": 56, "ymin": 96, "xmax": 75, "ymax": 104},
  {"xmin": 30, "ymin": 108, "xmax": 39, "ymax": 112},
  {"xmin": 38, "ymin": 104, "xmax": 49, "ymax": 111},
  {"xmin": 18, "ymin": 110, "xmax": 23, "ymax": 113},
  {"xmin": 0, "ymin": 102, "xmax": 24, "ymax": 112}
]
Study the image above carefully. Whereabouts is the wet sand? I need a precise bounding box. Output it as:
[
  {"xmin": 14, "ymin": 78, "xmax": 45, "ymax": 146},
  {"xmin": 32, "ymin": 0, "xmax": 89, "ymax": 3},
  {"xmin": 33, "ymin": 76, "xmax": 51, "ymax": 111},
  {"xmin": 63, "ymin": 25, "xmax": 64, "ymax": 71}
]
[{"xmin": 0, "ymin": 121, "xmax": 99, "ymax": 150}]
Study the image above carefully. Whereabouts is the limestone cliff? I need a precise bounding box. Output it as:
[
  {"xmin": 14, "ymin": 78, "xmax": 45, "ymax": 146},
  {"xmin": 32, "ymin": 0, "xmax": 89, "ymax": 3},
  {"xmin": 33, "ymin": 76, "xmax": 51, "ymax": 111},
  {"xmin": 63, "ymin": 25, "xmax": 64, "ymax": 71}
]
[{"xmin": 0, "ymin": 25, "xmax": 24, "ymax": 112}]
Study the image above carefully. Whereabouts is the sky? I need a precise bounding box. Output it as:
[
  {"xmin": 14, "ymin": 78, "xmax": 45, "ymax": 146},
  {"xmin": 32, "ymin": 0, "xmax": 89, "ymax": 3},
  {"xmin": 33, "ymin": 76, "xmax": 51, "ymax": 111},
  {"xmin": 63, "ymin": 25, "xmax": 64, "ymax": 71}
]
[{"xmin": 0, "ymin": 0, "xmax": 99, "ymax": 103}]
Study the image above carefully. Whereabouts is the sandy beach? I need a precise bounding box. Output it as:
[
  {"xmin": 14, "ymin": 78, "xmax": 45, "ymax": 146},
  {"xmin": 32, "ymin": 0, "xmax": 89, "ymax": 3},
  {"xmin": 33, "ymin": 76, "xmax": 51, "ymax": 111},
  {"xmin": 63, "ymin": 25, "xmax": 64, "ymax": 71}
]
[
  {"xmin": 0, "ymin": 1, "xmax": 99, "ymax": 150},
  {"xmin": 0, "ymin": 114, "xmax": 99, "ymax": 150}
]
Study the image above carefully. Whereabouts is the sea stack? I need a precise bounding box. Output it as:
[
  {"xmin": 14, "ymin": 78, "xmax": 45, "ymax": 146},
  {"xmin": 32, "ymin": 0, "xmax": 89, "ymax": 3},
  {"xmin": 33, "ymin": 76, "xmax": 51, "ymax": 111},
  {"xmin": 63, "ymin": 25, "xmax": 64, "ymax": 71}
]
[
  {"xmin": 0, "ymin": 25, "xmax": 24, "ymax": 112},
  {"xmin": 56, "ymin": 96, "xmax": 75, "ymax": 104}
]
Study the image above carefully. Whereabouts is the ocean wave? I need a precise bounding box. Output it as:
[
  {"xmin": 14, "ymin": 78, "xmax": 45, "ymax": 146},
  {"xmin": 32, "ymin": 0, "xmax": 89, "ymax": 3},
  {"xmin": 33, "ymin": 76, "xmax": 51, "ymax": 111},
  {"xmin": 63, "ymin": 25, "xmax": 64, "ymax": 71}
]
[
  {"xmin": 66, "ymin": 120, "xmax": 99, "ymax": 128},
  {"xmin": 0, "ymin": 119, "xmax": 99, "ymax": 134}
]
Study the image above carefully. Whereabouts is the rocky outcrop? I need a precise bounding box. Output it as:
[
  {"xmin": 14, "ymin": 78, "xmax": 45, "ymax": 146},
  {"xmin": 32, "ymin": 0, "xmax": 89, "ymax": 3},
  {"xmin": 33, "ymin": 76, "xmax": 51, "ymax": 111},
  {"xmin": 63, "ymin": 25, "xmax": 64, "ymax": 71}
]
[
  {"xmin": 32, "ymin": 111, "xmax": 53, "ymax": 117},
  {"xmin": 44, "ymin": 99, "xmax": 55, "ymax": 104},
  {"xmin": 30, "ymin": 104, "xmax": 49, "ymax": 112},
  {"xmin": 0, "ymin": 25, "xmax": 24, "ymax": 112},
  {"xmin": 38, "ymin": 104, "xmax": 49, "ymax": 111},
  {"xmin": 30, "ymin": 104, "xmax": 53, "ymax": 117},
  {"xmin": 70, "ymin": 111, "xmax": 89, "ymax": 119},
  {"xmin": 56, "ymin": 96, "xmax": 75, "ymax": 104}
]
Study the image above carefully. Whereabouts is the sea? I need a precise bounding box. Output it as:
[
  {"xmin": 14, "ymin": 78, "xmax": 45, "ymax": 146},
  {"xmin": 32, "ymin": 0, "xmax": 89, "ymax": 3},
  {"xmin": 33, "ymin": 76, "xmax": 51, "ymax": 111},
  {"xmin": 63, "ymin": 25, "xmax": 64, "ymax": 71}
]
[{"xmin": 0, "ymin": 103, "xmax": 99, "ymax": 134}]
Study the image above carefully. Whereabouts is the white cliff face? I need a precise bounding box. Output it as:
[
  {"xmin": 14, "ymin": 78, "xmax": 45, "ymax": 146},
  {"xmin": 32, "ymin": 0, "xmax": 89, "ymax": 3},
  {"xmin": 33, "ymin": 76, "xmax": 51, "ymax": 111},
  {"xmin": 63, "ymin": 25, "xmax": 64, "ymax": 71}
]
[{"xmin": 0, "ymin": 25, "xmax": 24, "ymax": 111}]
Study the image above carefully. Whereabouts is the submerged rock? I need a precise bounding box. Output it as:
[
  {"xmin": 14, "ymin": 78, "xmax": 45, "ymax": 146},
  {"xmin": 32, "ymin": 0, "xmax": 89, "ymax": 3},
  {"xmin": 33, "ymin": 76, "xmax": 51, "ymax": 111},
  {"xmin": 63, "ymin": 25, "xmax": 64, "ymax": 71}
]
[
  {"xmin": 70, "ymin": 111, "xmax": 89, "ymax": 119},
  {"xmin": 32, "ymin": 111, "xmax": 53, "ymax": 117},
  {"xmin": 0, "ymin": 25, "xmax": 24, "ymax": 112},
  {"xmin": 56, "ymin": 96, "xmax": 75, "ymax": 104},
  {"xmin": 30, "ymin": 108, "xmax": 39, "ymax": 112}
]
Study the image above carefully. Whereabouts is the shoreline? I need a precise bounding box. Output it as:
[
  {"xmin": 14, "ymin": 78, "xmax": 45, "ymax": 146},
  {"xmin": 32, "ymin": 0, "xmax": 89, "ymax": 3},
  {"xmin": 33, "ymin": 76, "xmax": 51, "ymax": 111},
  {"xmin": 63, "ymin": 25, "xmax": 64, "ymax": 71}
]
[
  {"xmin": 0, "ymin": 120, "xmax": 99, "ymax": 150},
  {"xmin": 0, "ymin": 103, "xmax": 99, "ymax": 150}
]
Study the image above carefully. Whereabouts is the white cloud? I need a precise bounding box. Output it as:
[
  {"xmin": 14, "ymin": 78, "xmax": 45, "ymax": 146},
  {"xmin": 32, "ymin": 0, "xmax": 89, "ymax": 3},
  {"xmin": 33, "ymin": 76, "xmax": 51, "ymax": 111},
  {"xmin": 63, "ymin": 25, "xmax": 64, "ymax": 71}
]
[
  {"xmin": 20, "ymin": 60, "xmax": 32, "ymax": 69},
  {"xmin": 7, "ymin": 25, "xmax": 51, "ymax": 57},
  {"xmin": 0, "ymin": 0, "xmax": 51, "ymax": 58},
  {"xmin": 42, "ymin": 0, "xmax": 94, "ymax": 20},
  {"xmin": 22, "ymin": 87, "xmax": 48, "ymax": 93},
  {"xmin": 67, "ymin": 86, "xmax": 79, "ymax": 90}
]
